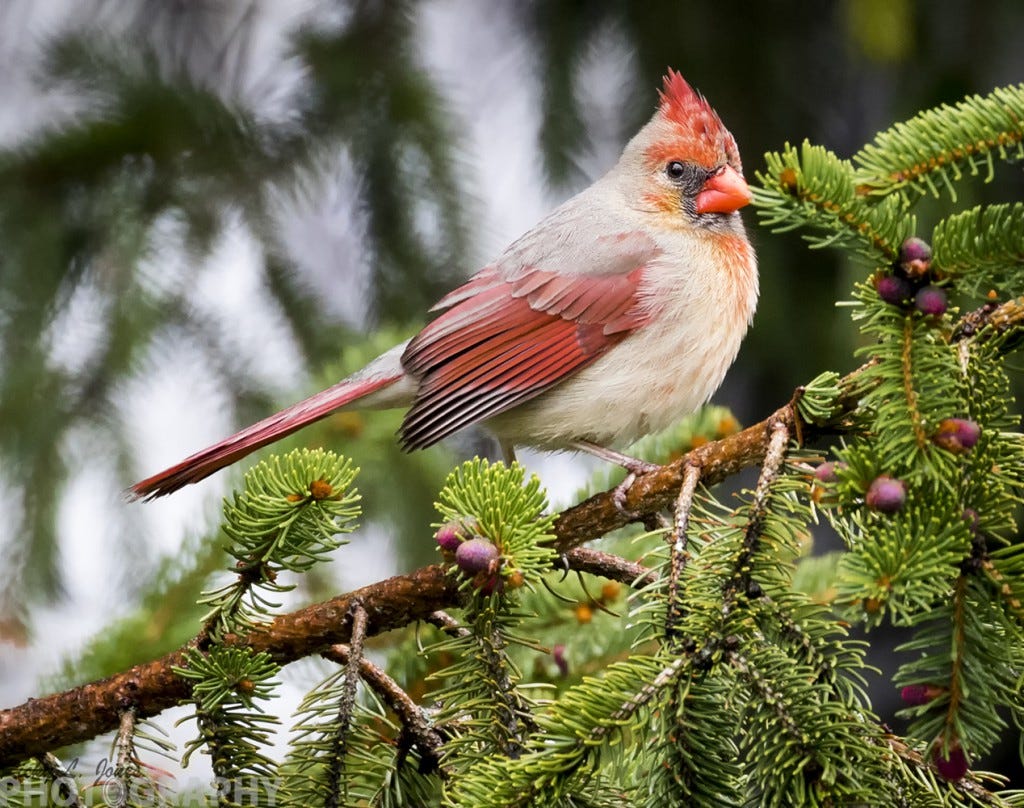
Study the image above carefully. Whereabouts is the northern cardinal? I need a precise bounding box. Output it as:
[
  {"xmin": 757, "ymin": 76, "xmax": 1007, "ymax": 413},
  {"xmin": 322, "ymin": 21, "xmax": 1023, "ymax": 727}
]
[{"xmin": 132, "ymin": 70, "xmax": 756, "ymax": 500}]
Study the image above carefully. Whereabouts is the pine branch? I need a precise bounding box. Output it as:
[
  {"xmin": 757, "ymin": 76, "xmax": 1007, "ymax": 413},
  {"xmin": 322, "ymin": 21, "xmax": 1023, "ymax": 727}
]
[
  {"xmin": 199, "ymin": 449, "xmax": 360, "ymax": 640},
  {"xmin": 853, "ymin": 83, "xmax": 1024, "ymax": 202},
  {"xmin": 933, "ymin": 203, "xmax": 1024, "ymax": 297},
  {"xmin": 326, "ymin": 602, "xmax": 366, "ymax": 808},
  {"xmin": 721, "ymin": 421, "xmax": 792, "ymax": 620},
  {"xmin": 561, "ymin": 547, "xmax": 656, "ymax": 589},
  {"xmin": 665, "ymin": 461, "xmax": 701, "ymax": 645},
  {"xmin": 2, "ymin": 300, "xmax": 1023, "ymax": 770},
  {"xmin": 320, "ymin": 643, "xmax": 445, "ymax": 776},
  {"xmin": 945, "ymin": 574, "xmax": 970, "ymax": 747},
  {"xmin": 754, "ymin": 141, "xmax": 914, "ymax": 263},
  {"xmin": 884, "ymin": 737, "xmax": 1015, "ymax": 808},
  {"xmin": 900, "ymin": 317, "xmax": 929, "ymax": 449},
  {"xmin": 446, "ymin": 655, "xmax": 689, "ymax": 807}
]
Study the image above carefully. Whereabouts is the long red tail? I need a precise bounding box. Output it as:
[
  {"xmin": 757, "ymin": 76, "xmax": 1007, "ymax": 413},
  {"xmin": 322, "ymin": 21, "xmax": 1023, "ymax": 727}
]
[{"xmin": 130, "ymin": 373, "xmax": 402, "ymax": 500}]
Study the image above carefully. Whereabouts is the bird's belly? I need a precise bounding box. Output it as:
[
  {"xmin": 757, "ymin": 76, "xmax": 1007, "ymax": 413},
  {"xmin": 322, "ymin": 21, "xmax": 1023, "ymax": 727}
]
[{"xmin": 487, "ymin": 309, "xmax": 744, "ymax": 449}]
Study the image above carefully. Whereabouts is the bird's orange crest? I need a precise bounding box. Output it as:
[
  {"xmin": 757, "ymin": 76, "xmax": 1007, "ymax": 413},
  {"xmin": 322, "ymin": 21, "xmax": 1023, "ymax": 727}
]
[{"xmin": 653, "ymin": 69, "xmax": 739, "ymax": 170}]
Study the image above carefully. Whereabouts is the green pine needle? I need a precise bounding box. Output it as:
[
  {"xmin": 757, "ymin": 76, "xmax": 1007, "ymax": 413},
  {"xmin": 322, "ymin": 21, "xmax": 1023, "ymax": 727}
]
[
  {"xmin": 933, "ymin": 202, "xmax": 1024, "ymax": 297},
  {"xmin": 853, "ymin": 83, "xmax": 1024, "ymax": 202},
  {"xmin": 199, "ymin": 448, "xmax": 360, "ymax": 638},
  {"xmin": 435, "ymin": 458, "xmax": 557, "ymax": 588},
  {"xmin": 755, "ymin": 140, "xmax": 914, "ymax": 263}
]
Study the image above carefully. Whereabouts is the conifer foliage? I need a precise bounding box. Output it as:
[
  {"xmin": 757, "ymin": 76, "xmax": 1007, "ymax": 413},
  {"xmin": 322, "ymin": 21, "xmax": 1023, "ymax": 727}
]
[{"xmin": 2, "ymin": 85, "xmax": 1024, "ymax": 807}]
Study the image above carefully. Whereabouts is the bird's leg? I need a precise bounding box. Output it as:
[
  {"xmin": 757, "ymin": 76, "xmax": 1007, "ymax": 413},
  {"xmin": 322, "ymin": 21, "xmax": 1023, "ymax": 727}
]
[
  {"xmin": 499, "ymin": 440, "xmax": 518, "ymax": 466},
  {"xmin": 571, "ymin": 440, "xmax": 661, "ymax": 513},
  {"xmin": 571, "ymin": 441, "xmax": 659, "ymax": 474}
]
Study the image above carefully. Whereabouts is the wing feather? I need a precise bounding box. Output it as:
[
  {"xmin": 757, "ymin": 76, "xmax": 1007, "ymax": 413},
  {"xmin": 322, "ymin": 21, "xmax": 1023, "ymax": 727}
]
[{"xmin": 399, "ymin": 233, "xmax": 661, "ymax": 450}]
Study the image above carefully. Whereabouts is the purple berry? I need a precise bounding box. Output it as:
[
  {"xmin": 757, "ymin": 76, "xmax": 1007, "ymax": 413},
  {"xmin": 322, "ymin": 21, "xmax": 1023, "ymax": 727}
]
[
  {"xmin": 933, "ymin": 418, "xmax": 981, "ymax": 453},
  {"xmin": 435, "ymin": 522, "xmax": 465, "ymax": 554},
  {"xmin": 900, "ymin": 237, "xmax": 933, "ymax": 264},
  {"xmin": 933, "ymin": 742, "xmax": 969, "ymax": 782},
  {"xmin": 866, "ymin": 475, "xmax": 906, "ymax": 513},
  {"xmin": 875, "ymin": 273, "xmax": 913, "ymax": 305},
  {"xmin": 915, "ymin": 285, "xmax": 948, "ymax": 317},
  {"xmin": 455, "ymin": 537, "xmax": 500, "ymax": 575},
  {"xmin": 900, "ymin": 684, "xmax": 943, "ymax": 706},
  {"xmin": 814, "ymin": 461, "xmax": 845, "ymax": 483},
  {"xmin": 899, "ymin": 237, "xmax": 933, "ymax": 279}
]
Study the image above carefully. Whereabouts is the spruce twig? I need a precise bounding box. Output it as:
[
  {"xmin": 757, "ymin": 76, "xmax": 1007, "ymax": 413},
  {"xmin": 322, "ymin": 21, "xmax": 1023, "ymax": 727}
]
[
  {"xmin": 321, "ymin": 644, "xmax": 446, "ymax": 776},
  {"xmin": 665, "ymin": 462, "xmax": 701, "ymax": 645},
  {"xmin": 38, "ymin": 753, "xmax": 81, "ymax": 808},
  {"xmin": 563, "ymin": 547, "xmax": 656, "ymax": 588},
  {"xmin": 722, "ymin": 421, "xmax": 791, "ymax": 620},
  {"xmin": 427, "ymin": 610, "xmax": 470, "ymax": 638},
  {"xmin": 321, "ymin": 601, "xmax": 367, "ymax": 808},
  {"xmin": 110, "ymin": 708, "xmax": 136, "ymax": 808}
]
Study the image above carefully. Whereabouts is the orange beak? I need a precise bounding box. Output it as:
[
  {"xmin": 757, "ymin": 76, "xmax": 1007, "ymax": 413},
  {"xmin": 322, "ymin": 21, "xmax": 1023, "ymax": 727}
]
[{"xmin": 694, "ymin": 165, "xmax": 752, "ymax": 215}]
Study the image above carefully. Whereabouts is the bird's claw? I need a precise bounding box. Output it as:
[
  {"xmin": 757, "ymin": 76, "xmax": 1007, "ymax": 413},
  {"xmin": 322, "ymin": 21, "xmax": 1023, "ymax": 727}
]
[
  {"xmin": 611, "ymin": 462, "xmax": 661, "ymax": 519},
  {"xmin": 612, "ymin": 472, "xmax": 638, "ymax": 514},
  {"xmin": 621, "ymin": 458, "xmax": 660, "ymax": 476}
]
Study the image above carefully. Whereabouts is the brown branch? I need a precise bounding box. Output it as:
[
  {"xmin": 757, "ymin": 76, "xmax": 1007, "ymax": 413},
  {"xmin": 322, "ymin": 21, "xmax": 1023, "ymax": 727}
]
[
  {"xmin": 426, "ymin": 610, "xmax": 470, "ymax": 638},
  {"xmin": 0, "ymin": 417, "xmax": 840, "ymax": 767},
  {"xmin": 666, "ymin": 461, "xmax": 702, "ymax": 643},
  {"xmin": 321, "ymin": 644, "xmax": 446, "ymax": 775},
  {"xmin": 38, "ymin": 753, "xmax": 81, "ymax": 808},
  {"xmin": 562, "ymin": 547, "xmax": 656, "ymax": 588},
  {"xmin": 553, "ymin": 401, "xmax": 797, "ymax": 550},
  {"xmin": 0, "ymin": 565, "xmax": 462, "ymax": 767},
  {"xmin": 324, "ymin": 601, "xmax": 367, "ymax": 808},
  {"xmin": 2, "ymin": 298, "xmax": 1021, "ymax": 768},
  {"xmin": 111, "ymin": 707, "xmax": 136, "ymax": 808}
]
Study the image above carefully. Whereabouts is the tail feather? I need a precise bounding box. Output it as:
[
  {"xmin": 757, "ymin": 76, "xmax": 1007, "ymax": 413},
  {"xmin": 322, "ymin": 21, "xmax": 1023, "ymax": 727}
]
[{"xmin": 130, "ymin": 373, "xmax": 402, "ymax": 500}]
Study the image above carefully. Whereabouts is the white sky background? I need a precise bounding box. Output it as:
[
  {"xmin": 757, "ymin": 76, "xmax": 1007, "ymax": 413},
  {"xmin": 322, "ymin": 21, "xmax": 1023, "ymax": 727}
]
[{"xmin": 0, "ymin": 0, "xmax": 639, "ymax": 777}]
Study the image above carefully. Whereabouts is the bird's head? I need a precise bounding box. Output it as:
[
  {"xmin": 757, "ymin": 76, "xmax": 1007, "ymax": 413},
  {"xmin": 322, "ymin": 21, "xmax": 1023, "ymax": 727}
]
[{"xmin": 618, "ymin": 70, "xmax": 751, "ymax": 227}]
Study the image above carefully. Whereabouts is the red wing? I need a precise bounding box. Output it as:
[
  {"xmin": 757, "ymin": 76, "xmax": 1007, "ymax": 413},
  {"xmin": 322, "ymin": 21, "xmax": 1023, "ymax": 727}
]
[{"xmin": 398, "ymin": 265, "xmax": 652, "ymax": 450}]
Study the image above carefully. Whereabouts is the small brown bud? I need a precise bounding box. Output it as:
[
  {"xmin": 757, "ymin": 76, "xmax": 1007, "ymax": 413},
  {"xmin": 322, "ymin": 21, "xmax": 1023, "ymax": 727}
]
[
  {"xmin": 779, "ymin": 167, "xmax": 799, "ymax": 193},
  {"xmin": 331, "ymin": 411, "xmax": 365, "ymax": 438},
  {"xmin": 473, "ymin": 571, "xmax": 501, "ymax": 594},
  {"xmin": 308, "ymin": 479, "xmax": 334, "ymax": 500},
  {"xmin": 716, "ymin": 415, "xmax": 741, "ymax": 436},
  {"xmin": 600, "ymin": 581, "xmax": 622, "ymax": 602}
]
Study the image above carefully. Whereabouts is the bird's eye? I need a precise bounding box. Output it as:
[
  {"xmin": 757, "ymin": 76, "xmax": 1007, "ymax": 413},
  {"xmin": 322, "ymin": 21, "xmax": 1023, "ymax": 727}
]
[{"xmin": 665, "ymin": 161, "xmax": 686, "ymax": 180}]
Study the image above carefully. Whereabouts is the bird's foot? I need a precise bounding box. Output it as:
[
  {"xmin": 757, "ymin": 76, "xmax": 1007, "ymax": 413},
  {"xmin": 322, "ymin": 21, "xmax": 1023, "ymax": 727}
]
[
  {"xmin": 612, "ymin": 472, "xmax": 639, "ymax": 513},
  {"xmin": 571, "ymin": 441, "xmax": 660, "ymax": 517}
]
